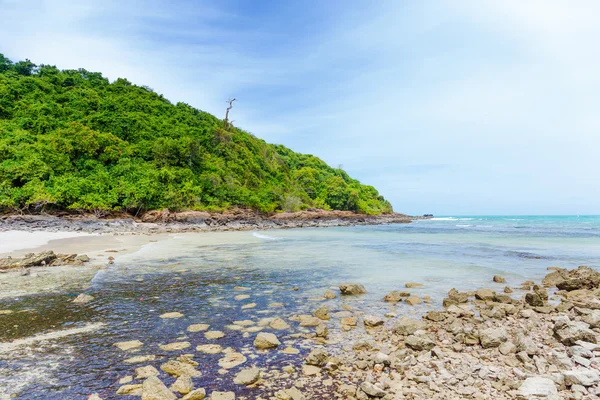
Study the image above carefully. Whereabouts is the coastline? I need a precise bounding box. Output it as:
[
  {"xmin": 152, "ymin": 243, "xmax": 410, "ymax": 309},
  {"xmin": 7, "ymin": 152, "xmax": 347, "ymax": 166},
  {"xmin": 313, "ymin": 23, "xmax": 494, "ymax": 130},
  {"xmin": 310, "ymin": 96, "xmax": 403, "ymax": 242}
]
[{"xmin": 0, "ymin": 209, "xmax": 420, "ymax": 235}]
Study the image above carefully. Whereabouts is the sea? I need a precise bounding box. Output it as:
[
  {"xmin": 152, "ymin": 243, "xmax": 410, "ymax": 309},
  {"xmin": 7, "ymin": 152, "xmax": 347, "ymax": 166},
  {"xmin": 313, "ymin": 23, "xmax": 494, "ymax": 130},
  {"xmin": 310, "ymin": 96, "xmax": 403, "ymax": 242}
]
[{"xmin": 1, "ymin": 215, "xmax": 598, "ymax": 399}]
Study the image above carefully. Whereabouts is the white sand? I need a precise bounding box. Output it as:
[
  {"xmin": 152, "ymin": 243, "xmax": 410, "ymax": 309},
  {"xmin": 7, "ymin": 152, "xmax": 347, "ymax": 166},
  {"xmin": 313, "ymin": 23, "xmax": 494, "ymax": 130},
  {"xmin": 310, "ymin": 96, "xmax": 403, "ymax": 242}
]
[{"xmin": 0, "ymin": 231, "xmax": 92, "ymax": 254}]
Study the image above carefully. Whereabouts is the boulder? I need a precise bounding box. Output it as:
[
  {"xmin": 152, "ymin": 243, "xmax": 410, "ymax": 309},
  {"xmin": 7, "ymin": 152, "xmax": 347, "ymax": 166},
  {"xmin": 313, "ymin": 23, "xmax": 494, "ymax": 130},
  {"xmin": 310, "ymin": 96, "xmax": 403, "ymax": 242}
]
[
  {"xmin": 393, "ymin": 316, "xmax": 426, "ymax": 336},
  {"xmin": 405, "ymin": 296, "xmax": 421, "ymax": 306},
  {"xmin": 405, "ymin": 334, "xmax": 435, "ymax": 351},
  {"xmin": 315, "ymin": 323, "xmax": 328, "ymax": 339},
  {"xmin": 583, "ymin": 310, "xmax": 600, "ymax": 328},
  {"xmin": 298, "ymin": 315, "xmax": 322, "ymax": 327},
  {"xmin": 141, "ymin": 376, "xmax": 176, "ymax": 400},
  {"xmin": 555, "ymin": 266, "xmax": 600, "ymax": 291},
  {"xmin": 323, "ymin": 289, "xmax": 336, "ymax": 299},
  {"xmin": 305, "ymin": 348, "xmax": 329, "ymax": 367},
  {"xmin": 160, "ymin": 360, "xmax": 201, "ymax": 377},
  {"xmin": 479, "ymin": 327, "xmax": 509, "ymax": 349},
  {"xmin": 359, "ymin": 382, "xmax": 386, "ymax": 398},
  {"xmin": 516, "ymin": 377, "xmax": 558, "ymax": 399},
  {"xmin": 383, "ymin": 290, "xmax": 410, "ymax": 302},
  {"xmin": 504, "ymin": 286, "xmax": 513, "ymax": 293},
  {"xmin": 563, "ymin": 369, "xmax": 600, "ymax": 387},
  {"xmin": 269, "ymin": 317, "xmax": 290, "ymax": 330},
  {"xmin": 0, "ymin": 251, "xmax": 56, "ymax": 269},
  {"xmin": 313, "ymin": 305, "xmax": 330, "ymax": 320},
  {"xmin": 424, "ymin": 311, "xmax": 446, "ymax": 322},
  {"xmin": 254, "ymin": 332, "xmax": 281, "ymax": 349},
  {"xmin": 339, "ymin": 283, "xmax": 367, "ymax": 295},
  {"xmin": 525, "ymin": 292, "xmax": 544, "ymax": 307},
  {"xmin": 363, "ymin": 315, "xmax": 384, "ymax": 327},
  {"xmin": 474, "ymin": 288, "xmax": 495, "ymax": 301},
  {"xmin": 181, "ymin": 389, "xmax": 206, "ymax": 400},
  {"xmin": 553, "ymin": 320, "xmax": 596, "ymax": 346},
  {"xmin": 233, "ymin": 367, "xmax": 261, "ymax": 385},
  {"xmin": 170, "ymin": 375, "xmax": 193, "ymax": 395},
  {"xmin": 447, "ymin": 288, "xmax": 469, "ymax": 303},
  {"xmin": 135, "ymin": 365, "xmax": 159, "ymax": 379},
  {"xmin": 493, "ymin": 275, "xmax": 505, "ymax": 283}
]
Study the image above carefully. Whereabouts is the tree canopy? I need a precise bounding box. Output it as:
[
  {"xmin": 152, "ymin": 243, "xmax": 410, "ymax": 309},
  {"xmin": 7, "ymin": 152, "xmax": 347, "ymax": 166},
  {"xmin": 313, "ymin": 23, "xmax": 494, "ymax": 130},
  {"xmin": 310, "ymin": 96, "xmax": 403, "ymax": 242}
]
[{"xmin": 0, "ymin": 55, "xmax": 393, "ymax": 215}]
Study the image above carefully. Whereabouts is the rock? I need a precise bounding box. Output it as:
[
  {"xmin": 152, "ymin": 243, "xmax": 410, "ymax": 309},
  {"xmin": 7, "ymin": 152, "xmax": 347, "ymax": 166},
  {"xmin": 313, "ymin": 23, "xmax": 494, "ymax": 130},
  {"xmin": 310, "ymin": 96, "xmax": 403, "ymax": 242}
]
[
  {"xmin": 187, "ymin": 324, "xmax": 210, "ymax": 332},
  {"xmin": 479, "ymin": 327, "xmax": 509, "ymax": 349},
  {"xmin": 170, "ymin": 375, "xmax": 193, "ymax": 394},
  {"xmin": 383, "ymin": 290, "xmax": 410, "ymax": 302},
  {"xmin": 196, "ymin": 344, "xmax": 223, "ymax": 354},
  {"xmin": 141, "ymin": 376, "xmax": 176, "ymax": 400},
  {"xmin": 0, "ymin": 251, "xmax": 56, "ymax": 269},
  {"xmin": 313, "ymin": 305, "xmax": 330, "ymax": 320},
  {"xmin": 210, "ymin": 392, "xmax": 235, "ymax": 400},
  {"xmin": 181, "ymin": 388, "xmax": 206, "ymax": 400},
  {"xmin": 114, "ymin": 340, "xmax": 143, "ymax": 351},
  {"xmin": 280, "ymin": 387, "xmax": 305, "ymax": 400},
  {"xmin": 89, "ymin": 394, "xmax": 103, "ymax": 400},
  {"xmin": 305, "ymin": 348, "xmax": 329, "ymax": 367},
  {"xmin": 73, "ymin": 293, "xmax": 94, "ymax": 304},
  {"xmin": 499, "ymin": 341, "xmax": 517, "ymax": 355},
  {"xmin": 556, "ymin": 266, "xmax": 600, "ymax": 291},
  {"xmin": 254, "ymin": 332, "xmax": 281, "ymax": 349},
  {"xmin": 218, "ymin": 352, "xmax": 247, "ymax": 369},
  {"xmin": 234, "ymin": 294, "xmax": 250, "ymax": 301},
  {"xmin": 339, "ymin": 283, "xmax": 367, "ymax": 295},
  {"xmin": 281, "ymin": 347, "xmax": 300, "ymax": 355},
  {"xmin": 160, "ymin": 360, "xmax": 201, "ymax": 377},
  {"xmin": 302, "ymin": 365, "xmax": 321, "ymax": 376},
  {"xmin": 516, "ymin": 377, "xmax": 558, "ymax": 399},
  {"xmin": 405, "ymin": 282, "xmax": 424, "ymax": 288},
  {"xmin": 363, "ymin": 315, "xmax": 384, "ymax": 327},
  {"xmin": 504, "ymin": 286, "xmax": 513, "ymax": 293},
  {"xmin": 298, "ymin": 315, "xmax": 321, "ymax": 327},
  {"xmin": 359, "ymin": 382, "xmax": 386, "ymax": 398},
  {"xmin": 135, "ymin": 365, "xmax": 159, "ymax": 379},
  {"xmin": 241, "ymin": 302, "xmax": 256, "ymax": 309},
  {"xmin": 116, "ymin": 384, "xmax": 143, "ymax": 395},
  {"xmin": 516, "ymin": 335, "xmax": 539, "ymax": 355},
  {"xmin": 315, "ymin": 323, "xmax": 328, "ymax": 339},
  {"xmin": 553, "ymin": 320, "xmax": 596, "ymax": 345},
  {"xmin": 583, "ymin": 310, "xmax": 600, "ymax": 328},
  {"xmin": 159, "ymin": 341, "xmax": 191, "ymax": 351},
  {"xmin": 563, "ymin": 369, "xmax": 600, "ymax": 387},
  {"xmin": 474, "ymin": 288, "xmax": 495, "ymax": 301},
  {"xmin": 405, "ymin": 334, "xmax": 435, "ymax": 351},
  {"xmin": 405, "ymin": 296, "xmax": 421, "ymax": 305},
  {"xmin": 124, "ymin": 355, "xmax": 156, "ymax": 364},
  {"xmin": 119, "ymin": 376, "xmax": 133, "ymax": 384},
  {"xmin": 525, "ymin": 292, "xmax": 544, "ymax": 307},
  {"xmin": 393, "ymin": 316, "xmax": 426, "ymax": 336},
  {"xmin": 160, "ymin": 312, "xmax": 183, "ymax": 319},
  {"xmin": 269, "ymin": 317, "xmax": 290, "ymax": 330},
  {"xmin": 233, "ymin": 367, "xmax": 261, "ymax": 385},
  {"xmin": 424, "ymin": 311, "xmax": 446, "ymax": 322},
  {"xmin": 493, "ymin": 275, "xmax": 506, "ymax": 283},
  {"xmin": 323, "ymin": 289, "xmax": 336, "ymax": 299},
  {"xmin": 447, "ymin": 288, "xmax": 469, "ymax": 303},
  {"xmin": 204, "ymin": 331, "xmax": 225, "ymax": 340}
]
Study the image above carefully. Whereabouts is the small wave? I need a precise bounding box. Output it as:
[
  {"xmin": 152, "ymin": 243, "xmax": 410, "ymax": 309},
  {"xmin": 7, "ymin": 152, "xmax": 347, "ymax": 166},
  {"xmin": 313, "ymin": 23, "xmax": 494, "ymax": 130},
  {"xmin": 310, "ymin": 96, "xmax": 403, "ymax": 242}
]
[
  {"xmin": 456, "ymin": 224, "xmax": 472, "ymax": 227},
  {"xmin": 252, "ymin": 232, "xmax": 280, "ymax": 241},
  {"xmin": 431, "ymin": 217, "xmax": 457, "ymax": 221}
]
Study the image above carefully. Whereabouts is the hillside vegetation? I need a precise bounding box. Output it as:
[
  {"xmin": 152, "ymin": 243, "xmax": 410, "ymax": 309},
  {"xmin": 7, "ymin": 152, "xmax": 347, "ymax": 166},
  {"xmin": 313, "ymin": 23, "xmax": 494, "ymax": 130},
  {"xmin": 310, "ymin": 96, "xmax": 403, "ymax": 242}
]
[{"xmin": 0, "ymin": 55, "xmax": 392, "ymax": 215}]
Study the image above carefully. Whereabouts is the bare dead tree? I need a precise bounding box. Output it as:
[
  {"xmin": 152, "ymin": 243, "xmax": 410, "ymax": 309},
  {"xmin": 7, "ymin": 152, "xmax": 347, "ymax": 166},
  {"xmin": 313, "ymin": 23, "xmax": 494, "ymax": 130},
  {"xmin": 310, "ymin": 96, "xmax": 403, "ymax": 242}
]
[{"xmin": 224, "ymin": 98, "xmax": 236, "ymax": 127}]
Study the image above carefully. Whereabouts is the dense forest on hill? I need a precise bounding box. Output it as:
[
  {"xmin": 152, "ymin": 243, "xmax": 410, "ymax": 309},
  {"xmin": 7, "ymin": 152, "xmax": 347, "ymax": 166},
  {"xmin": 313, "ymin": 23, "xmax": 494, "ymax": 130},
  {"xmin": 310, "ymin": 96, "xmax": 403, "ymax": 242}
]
[{"xmin": 0, "ymin": 55, "xmax": 392, "ymax": 215}]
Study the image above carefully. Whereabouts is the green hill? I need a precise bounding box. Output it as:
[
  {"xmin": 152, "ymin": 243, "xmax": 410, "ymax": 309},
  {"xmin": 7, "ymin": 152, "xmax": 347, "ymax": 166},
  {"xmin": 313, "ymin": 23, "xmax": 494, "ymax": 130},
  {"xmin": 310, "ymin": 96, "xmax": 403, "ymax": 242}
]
[{"xmin": 0, "ymin": 55, "xmax": 392, "ymax": 215}]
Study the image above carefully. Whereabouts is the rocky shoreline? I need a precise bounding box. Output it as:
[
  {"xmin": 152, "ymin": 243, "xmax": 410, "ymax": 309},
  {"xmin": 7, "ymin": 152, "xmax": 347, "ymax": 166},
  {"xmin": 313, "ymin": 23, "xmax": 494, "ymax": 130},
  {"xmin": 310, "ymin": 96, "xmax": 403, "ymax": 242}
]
[{"xmin": 0, "ymin": 209, "xmax": 420, "ymax": 235}]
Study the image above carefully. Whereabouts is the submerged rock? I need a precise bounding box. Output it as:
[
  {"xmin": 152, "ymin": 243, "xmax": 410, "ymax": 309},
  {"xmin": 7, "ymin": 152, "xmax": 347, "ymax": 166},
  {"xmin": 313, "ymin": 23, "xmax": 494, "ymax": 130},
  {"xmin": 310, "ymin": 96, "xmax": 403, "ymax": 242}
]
[
  {"xmin": 493, "ymin": 275, "xmax": 506, "ymax": 283},
  {"xmin": 159, "ymin": 341, "xmax": 191, "ymax": 351},
  {"xmin": 405, "ymin": 296, "xmax": 421, "ymax": 305},
  {"xmin": 323, "ymin": 289, "xmax": 336, "ymax": 299},
  {"xmin": 196, "ymin": 344, "xmax": 223, "ymax": 354},
  {"xmin": 160, "ymin": 312, "xmax": 184, "ymax": 319},
  {"xmin": 187, "ymin": 324, "xmax": 210, "ymax": 332},
  {"xmin": 383, "ymin": 290, "xmax": 410, "ymax": 302}
]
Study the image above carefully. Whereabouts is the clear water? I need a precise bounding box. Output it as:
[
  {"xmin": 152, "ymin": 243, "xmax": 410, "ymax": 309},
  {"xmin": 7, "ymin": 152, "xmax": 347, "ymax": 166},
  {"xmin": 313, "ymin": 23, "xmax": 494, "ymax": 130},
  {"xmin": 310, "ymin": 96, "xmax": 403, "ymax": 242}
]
[{"xmin": 1, "ymin": 216, "xmax": 599, "ymax": 399}]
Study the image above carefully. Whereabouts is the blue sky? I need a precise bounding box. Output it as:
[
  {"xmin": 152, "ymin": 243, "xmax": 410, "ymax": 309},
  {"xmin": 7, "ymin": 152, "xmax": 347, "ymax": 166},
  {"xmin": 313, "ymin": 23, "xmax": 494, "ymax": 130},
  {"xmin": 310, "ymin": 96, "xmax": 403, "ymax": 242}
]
[{"xmin": 1, "ymin": 0, "xmax": 599, "ymax": 215}]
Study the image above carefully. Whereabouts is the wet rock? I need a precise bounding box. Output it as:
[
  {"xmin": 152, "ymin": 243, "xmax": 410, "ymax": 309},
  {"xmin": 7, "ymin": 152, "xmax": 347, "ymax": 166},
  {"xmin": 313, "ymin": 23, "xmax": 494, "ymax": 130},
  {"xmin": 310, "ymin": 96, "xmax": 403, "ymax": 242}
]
[
  {"xmin": 315, "ymin": 323, "xmax": 328, "ymax": 339},
  {"xmin": 160, "ymin": 312, "xmax": 183, "ymax": 319},
  {"xmin": 187, "ymin": 324, "xmax": 210, "ymax": 332},
  {"xmin": 269, "ymin": 317, "xmax": 291, "ymax": 330},
  {"xmin": 196, "ymin": 344, "xmax": 223, "ymax": 354},
  {"xmin": 363, "ymin": 315, "xmax": 384, "ymax": 327},
  {"xmin": 313, "ymin": 305, "xmax": 330, "ymax": 320},
  {"xmin": 160, "ymin": 360, "xmax": 201, "ymax": 377},
  {"xmin": 298, "ymin": 315, "xmax": 321, "ymax": 327},
  {"xmin": 135, "ymin": 365, "xmax": 159, "ymax": 379},
  {"xmin": 218, "ymin": 352, "xmax": 247, "ymax": 369},
  {"xmin": 159, "ymin": 341, "xmax": 191, "ymax": 351},
  {"xmin": 393, "ymin": 316, "xmax": 426, "ymax": 336},
  {"xmin": 181, "ymin": 388, "xmax": 206, "ymax": 400},
  {"xmin": 204, "ymin": 331, "xmax": 225, "ymax": 340},
  {"xmin": 73, "ymin": 293, "xmax": 94, "ymax": 304},
  {"xmin": 119, "ymin": 376, "xmax": 133, "ymax": 384},
  {"xmin": 479, "ymin": 327, "xmax": 509, "ymax": 348},
  {"xmin": 116, "ymin": 384, "xmax": 143, "ymax": 396},
  {"xmin": 339, "ymin": 283, "xmax": 367, "ymax": 295},
  {"xmin": 405, "ymin": 334, "xmax": 435, "ymax": 351},
  {"xmin": 555, "ymin": 266, "xmax": 600, "ymax": 291},
  {"xmin": 341, "ymin": 317, "xmax": 357, "ymax": 328},
  {"xmin": 124, "ymin": 355, "xmax": 156, "ymax": 364},
  {"xmin": 553, "ymin": 319, "xmax": 596, "ymax": 345},
  {"xmin": 76, "ymin": 254, "xmax": 90, "ymax": 262},
  {"xmin": 141, "ymin": 376, "xmax": 176, "ymax": 400},
  {"xmin": 89, "ymin": 394, "xmax": 103, "ymax": 400},
  {"xmin": 383, "ymin": 290, "xmax": 410, "ymax": 302},
  {"xmin": 447, "ymin": 288, "xmax": 469, "ymax": 303},
  {"xmin": 241, "ymin": 302, "xmax": 256, "ymax": 309},
  {"xmin": 493, "ymin": 275, "xmax": 505, "ymax": 283},
  {"xmin": 563, "ymin": 369, "xmax": 600, "ymax": 387},
  {"xmin": 359, "ymin": 382, "xmax": 386, "ymax": 398},
  {"xmin": 114, "ymin": 340, "xmax": 143, "ymax": 351},
  {"xmin": 302, "ymin": 365, "xmax": 321, "ymax": 376},
  {"xmin": 323, "ymin": 289, "xmax": 336, "ymax": 299},
  {"xmin": 233, "ymin": 367, "xmax": 261, "ymax": 385},
  {"xmin": 170, "ymin": 375, "xmax": 193, "ymax": 395},
  {"xmin": 234, "ymin": 294, "xmax": 250, "ymax": 301},
  {"xmin": 281, "ymin": 346, "xmax": 300, "ymax": 355},
  {"xmin": 504, "ymin": 286, "xmax": 513, "ymax": 293},
  {"xmin": 424, "ymin": 311, "xmax": 446, "ymax": 322},
  {"xmin": 405, "ymin": 282, "xmax": 424, "ymax": 288},
  {"xmin": 254, "ymin": 332, "xmax": 281, "ymax": 349},
  {"xmin": 516, "ymin": 377, "xmax": 558, "ymax": 399},
  {"xmin": 525, "ymin": 292, "xmax": 545, "ymax": 307},
  {"xmin": 474, "ymin": 288, "xmax": 495, "ymax": 301},
  {"xmin": 305, "ymin": 348, "xmax": 329, "ymax": 367},
  {"xmin": 210, "ymin": 391, "xmax": 235, "ymax": 400},
  {"xmin": 405, "ymin": 296, "xmax": 421, "ymax": 306},
  {"xmin": 0, "ymin": 251, "xmax": 56, "ymax": 269}
]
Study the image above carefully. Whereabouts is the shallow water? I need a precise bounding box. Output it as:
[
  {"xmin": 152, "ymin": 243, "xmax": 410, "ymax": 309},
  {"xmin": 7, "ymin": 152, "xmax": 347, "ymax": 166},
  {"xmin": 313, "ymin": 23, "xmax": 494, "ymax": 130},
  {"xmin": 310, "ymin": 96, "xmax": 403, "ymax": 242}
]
[{"xmin": 1, "ymin": 216, "xmax": 599, "ymax": 399}]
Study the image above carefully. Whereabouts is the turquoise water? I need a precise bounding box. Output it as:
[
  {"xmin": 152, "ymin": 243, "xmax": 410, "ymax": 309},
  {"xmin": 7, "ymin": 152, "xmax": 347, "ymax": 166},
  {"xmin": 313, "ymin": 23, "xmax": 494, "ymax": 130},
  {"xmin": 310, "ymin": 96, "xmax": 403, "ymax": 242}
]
[{"xmin": 1, "ymin": 216, "xmax": 599, "ymax": 399}]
